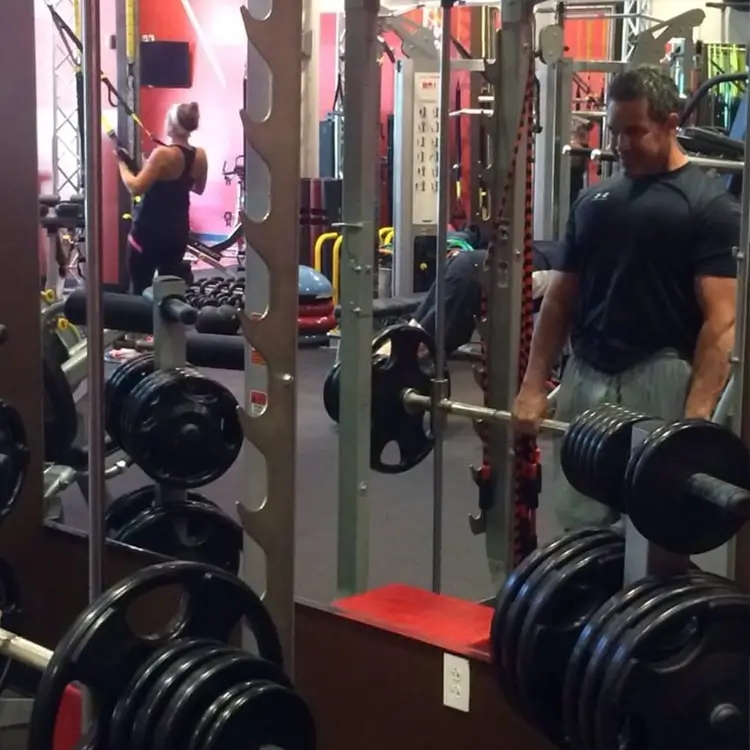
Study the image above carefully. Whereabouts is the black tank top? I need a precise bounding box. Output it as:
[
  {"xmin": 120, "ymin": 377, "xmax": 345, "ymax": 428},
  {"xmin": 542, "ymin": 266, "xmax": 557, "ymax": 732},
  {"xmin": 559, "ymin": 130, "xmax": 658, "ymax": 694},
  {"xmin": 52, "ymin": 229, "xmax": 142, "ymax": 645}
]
[{"xmin": 132, "ymin": 145, "xmax": 195, "ymax": 245}]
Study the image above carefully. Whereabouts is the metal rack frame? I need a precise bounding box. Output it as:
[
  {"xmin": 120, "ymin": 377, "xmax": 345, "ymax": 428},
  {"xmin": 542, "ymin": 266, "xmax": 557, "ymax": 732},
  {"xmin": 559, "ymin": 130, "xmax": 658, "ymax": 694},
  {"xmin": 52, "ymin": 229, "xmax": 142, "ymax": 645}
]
[{"xmin": 235, "ymin": 0, "xmax": 302, "ymax": 670}]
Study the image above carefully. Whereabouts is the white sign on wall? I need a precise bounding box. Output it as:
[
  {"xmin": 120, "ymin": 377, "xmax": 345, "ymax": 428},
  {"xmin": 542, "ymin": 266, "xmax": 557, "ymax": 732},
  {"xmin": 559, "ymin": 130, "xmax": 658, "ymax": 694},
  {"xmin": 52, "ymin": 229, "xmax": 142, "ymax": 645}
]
[{"xmin": 411, "ymin": 72, "xmax": 441, "ymax": 226}]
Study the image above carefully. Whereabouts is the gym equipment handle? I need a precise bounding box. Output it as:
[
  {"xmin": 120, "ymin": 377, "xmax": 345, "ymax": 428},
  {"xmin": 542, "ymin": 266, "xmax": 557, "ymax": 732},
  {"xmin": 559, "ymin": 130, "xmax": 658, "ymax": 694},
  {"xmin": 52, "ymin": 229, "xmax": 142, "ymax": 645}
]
[
  {"xmin": 401, "ymin": 389, "xmax": 569, "ymax": 435},
  {"xmin": 161, "ymin": 295, "xmax": 198, "ymax": 326},
  {"xmin": 685, "ymin": 472, "xmax": 750, "ymax": 519},
  {"xmin": 0, "ymin": 628, "xmax": 51, "ymax": 672}
]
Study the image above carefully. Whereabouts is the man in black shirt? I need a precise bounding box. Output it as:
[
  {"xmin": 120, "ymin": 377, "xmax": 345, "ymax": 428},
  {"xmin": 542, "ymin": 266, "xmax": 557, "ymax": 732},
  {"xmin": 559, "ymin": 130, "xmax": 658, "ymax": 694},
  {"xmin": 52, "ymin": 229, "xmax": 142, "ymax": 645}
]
[{"xmin": 512, "ymin": 65, "xmax": 740, "ymax": 530}]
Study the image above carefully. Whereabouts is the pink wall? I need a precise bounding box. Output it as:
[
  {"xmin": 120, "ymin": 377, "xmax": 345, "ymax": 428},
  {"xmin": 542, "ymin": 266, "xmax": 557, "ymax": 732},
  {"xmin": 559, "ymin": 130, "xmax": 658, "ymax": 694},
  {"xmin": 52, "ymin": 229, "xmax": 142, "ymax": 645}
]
[
  {"xmin": 35, "ymin": 0, "xmax": 122, "ymax": 284},
  {"xmin": 139, "ymin": 0, "xmax": 246, "ymax": 237}
]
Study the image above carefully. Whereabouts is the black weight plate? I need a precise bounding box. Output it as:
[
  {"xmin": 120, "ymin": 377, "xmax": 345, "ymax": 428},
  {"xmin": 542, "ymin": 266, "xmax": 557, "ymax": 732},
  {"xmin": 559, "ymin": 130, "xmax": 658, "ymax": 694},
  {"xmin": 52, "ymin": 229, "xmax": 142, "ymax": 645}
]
[
  {"xmin": 27, "ymin": 561, "xmax": 284, "ymax": 750},
  {"xmin": 188, "ymin": 683, "xmax": 249, "ymax": 750},
  {"xmin": 578, "ymin": 407, "xmax": 621, "ymax": 503},
  {"xmin": 323, "ymin": 362, "xmax": 341, "ymax": 423},
  {"xmin": 369, "ymin": 324, "xmax": 437, "ymax": 474},
  {"xmin": 0, "ymin": 403, "xmax": 29, "ymax": 525},
  {"xmin": 202, "ymin": 680, "xmax": 316, "ymax": 750},
  {"xmin": 500, "ymin": 531, "xmax": 620, "ymax": 711},
  {"xmin": 109, "ymin": 638, "xmax": 213, "ymax": 750},
  {"xmin": 490, "ymin": 527, "xmax": 610, "ymax": 687},
  {"xmin": 492, "ymin": 528, "xmax": 620, "ymax": 709},
  {"xmin": 577, "ymin": 577, "xmax": 735, "ymax": 750},
  {"xmin": 560, "ymin": 406, "xmax": 604, "ymax": 497},
  {"xmin": 563, "ymin": 575, "xmax": 672, "ymax": 749},
  {"xmin": 43, "ymin": 353, "xmax": 78, "ymax": 464},
  {"xmin": 514, "ymin": 538, "xmax": 625, "ymax": 744},
  {"xmin": 104, "ymin": 353, "xmax": 154, "ymax": 446},
  {"xmin": 105, "ymin": 485, "xmax": 216, "ymax": 535},
  {"xmin": 131, "ymin": 642, "xmax": 235, "ymax": 750},
  {"xmin": 112, "ymin": 499, "xmax": 242, "ymax": 573},
  {"xmin": 490, "ymin": 527, "xmax": 610, "ymax": 690},
  {"xmin": 152, "ymin": 650, "xmax": 293, "ymax": 750},
  {"xmin": 594, "ymin": 587, "xmax": 750, "ymax": 750},
  {"xmin": 122, "ymin": 367, "xmax": 243, "ymax": 488},
  {"xmin": 628, "ymin": 420, "xmax": 750, "ymax": 555}
]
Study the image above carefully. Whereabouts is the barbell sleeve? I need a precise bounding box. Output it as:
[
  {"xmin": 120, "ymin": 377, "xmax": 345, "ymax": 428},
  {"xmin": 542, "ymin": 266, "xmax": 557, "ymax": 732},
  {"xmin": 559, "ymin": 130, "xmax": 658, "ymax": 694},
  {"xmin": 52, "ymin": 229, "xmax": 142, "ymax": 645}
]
[
  {"xmin": 685, "ymin": 473, "xmax": 750, "ymax": 519},
  {"xmin": 0, "ymin": 628, "xmax": 51, "ymax": 672},
  {"xmin": 401, "ymin": 390, "xmax": 569, "ymax": 435}
]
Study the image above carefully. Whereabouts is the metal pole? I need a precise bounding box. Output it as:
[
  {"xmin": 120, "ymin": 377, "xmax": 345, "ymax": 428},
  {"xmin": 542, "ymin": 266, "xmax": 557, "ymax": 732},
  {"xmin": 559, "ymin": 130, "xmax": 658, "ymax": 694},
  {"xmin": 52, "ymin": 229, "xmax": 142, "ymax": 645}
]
[
  {"xmin": 732, "ymin": 44, "xmax": 750, "ymax": 588},
  {"xmin": 80, "ymin": 0, "xmax": 105, "ymax": 608},
  {"xmin": 429, "ymin": 0, "xmax": 453, "ymax": 595}
]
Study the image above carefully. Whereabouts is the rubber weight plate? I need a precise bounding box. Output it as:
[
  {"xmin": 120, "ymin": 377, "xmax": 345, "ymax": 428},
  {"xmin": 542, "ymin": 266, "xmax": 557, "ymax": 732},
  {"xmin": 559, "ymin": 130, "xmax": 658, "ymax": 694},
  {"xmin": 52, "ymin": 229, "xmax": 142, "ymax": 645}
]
[
  {"xmin": 105, "ymin": 485, "xmax": 216, "ymax": 536},
  {"xmin": 514, "ymin": 537, "xmax": 625, "ymax": 745},
  {"xmin": 594, "ymin": 586, "xmax": 750, "ymax": 750},
  {"xmin": 111, "ymin": 499, "xmax": 242, "ymax": 574},
  {"xmin": 201, "ymin": 680, "xmax": 316, "ymax": 750},
  {"xmin": 562, "ymin": 575, "xmax": 671, "ymax": 749},
  {"xmin": 577, "ymin": 576, "xmax": 735, "ymax": 750},
  {"xmin": 104, "ymin": 353, "xmax": 154, "ymax": 447},
  {"xmin": 153, "ymin": 650, "xmax": 293, "ymax": 750},
  {"xmin": 491, "ymin": 528, "xmax": 620, "ymax": 710},
  {"xmin": 490, "ymin": 527, "xmax": 610, "ymax": 697},
  {"xmin": 189, "ymin": 683, "xmax": 249, "ymax": 750},
  {"xmin": 27, "ymin": 561, "xmax": 284, "ymax": 750},
  {"xmin": 130, "ymin": 642, "xmax": 236, "ymax": 750},
  {"xmin": 109, "ymin": 638, "xmax": 213, "ymax": 750}
]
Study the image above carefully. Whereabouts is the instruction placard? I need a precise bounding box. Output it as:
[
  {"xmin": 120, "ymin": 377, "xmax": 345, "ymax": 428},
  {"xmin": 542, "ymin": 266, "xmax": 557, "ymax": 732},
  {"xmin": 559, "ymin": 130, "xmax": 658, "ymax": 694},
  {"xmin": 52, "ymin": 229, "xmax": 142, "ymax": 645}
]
[{"xmin": 411, "ymin": 72, "xmax": 440, "ymax": 226}]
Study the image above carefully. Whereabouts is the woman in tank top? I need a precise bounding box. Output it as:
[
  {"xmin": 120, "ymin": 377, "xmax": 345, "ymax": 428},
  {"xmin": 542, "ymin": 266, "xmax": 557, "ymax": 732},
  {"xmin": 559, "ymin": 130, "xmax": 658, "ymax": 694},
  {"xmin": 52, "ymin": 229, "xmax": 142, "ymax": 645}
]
[{"xmin": 116, "ymin": 101, "xmax": 208, "ymax": 294}]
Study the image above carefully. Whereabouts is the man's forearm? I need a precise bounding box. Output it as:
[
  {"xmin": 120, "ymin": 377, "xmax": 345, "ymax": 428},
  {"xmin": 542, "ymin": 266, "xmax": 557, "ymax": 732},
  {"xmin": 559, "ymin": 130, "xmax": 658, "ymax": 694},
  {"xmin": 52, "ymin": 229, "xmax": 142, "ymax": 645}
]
[
  {"xmin": 522, "ymin": 297, "xmax": 572, "ymax": 390},
  {"xmin": 685, "ymin": 322, "xmax": 734, "ymax": 419}
]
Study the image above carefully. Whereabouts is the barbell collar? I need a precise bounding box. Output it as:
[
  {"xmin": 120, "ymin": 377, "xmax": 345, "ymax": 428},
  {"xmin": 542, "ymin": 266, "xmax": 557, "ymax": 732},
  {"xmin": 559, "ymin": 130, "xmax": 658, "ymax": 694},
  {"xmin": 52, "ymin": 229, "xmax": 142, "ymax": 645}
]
[
  {"xmin": 401, "ymin": 390, "xmax": 569, "ymax": 435},
  {"xmin": 0, "ymin": 627, "xmax": 51, "ymax": 672}
]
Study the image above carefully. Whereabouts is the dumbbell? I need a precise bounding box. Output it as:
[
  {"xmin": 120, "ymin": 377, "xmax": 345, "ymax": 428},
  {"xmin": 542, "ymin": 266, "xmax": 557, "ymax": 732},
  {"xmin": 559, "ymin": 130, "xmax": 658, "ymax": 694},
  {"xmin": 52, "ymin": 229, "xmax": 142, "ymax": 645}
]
[{"xmin": 195, "ymin": 305, "xmax": 241, "ymax": 335}]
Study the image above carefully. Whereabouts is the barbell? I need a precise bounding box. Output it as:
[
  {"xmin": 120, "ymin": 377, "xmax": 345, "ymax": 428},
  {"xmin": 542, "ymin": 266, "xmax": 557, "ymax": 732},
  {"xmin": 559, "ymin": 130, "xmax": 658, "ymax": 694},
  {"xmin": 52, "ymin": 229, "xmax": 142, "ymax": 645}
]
[
  {"xmin": 328, "ymin": 324, "xmax": 750, "ymax": 554},
  {"xmin": 0, "ymin": 560, "xmax": 315, "ymax": 750}
]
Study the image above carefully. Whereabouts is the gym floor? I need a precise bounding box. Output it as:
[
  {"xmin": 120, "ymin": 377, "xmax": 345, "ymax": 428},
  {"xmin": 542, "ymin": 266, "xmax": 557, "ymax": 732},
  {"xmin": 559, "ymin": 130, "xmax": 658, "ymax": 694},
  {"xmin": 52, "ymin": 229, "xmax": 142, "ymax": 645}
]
[{"xmin": 59, "ymin": 349, "xmax": 561, "ymax": 604}]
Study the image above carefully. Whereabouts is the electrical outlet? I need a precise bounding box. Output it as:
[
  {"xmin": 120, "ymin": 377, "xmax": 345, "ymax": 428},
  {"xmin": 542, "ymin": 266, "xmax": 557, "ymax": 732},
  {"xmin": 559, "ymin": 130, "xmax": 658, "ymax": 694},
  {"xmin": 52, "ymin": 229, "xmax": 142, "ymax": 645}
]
[{"xmin": 443, "ymin": 653, "xmax": 470, "ymax": 712}]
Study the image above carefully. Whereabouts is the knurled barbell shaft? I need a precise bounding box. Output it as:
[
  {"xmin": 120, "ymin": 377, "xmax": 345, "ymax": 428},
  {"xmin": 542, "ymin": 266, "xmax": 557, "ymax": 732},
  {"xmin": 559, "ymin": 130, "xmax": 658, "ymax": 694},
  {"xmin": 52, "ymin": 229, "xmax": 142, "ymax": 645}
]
[
  {"xmin": 0, "ymin": 627, "xmax": 52, "ymax": 672},
  {"xmin": 401, "ymin": 390, "xmax": 569, "ymax": 435}
]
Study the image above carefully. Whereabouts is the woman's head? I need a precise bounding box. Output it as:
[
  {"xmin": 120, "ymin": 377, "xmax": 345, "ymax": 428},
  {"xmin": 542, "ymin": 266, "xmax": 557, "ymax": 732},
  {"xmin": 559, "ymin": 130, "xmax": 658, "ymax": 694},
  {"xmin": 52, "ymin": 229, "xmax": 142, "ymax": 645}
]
[{"xmin": 166, "ymin": 102, "xmax": 200, "ymax": 139}]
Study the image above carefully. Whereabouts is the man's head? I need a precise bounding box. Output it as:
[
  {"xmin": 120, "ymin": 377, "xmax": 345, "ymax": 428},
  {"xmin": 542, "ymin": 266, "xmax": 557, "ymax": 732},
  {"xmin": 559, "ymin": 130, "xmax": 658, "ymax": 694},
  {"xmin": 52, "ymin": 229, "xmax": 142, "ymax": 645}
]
[{"xmin": 606, "ymin": 66, "xmax": 682, "ymax": 176}]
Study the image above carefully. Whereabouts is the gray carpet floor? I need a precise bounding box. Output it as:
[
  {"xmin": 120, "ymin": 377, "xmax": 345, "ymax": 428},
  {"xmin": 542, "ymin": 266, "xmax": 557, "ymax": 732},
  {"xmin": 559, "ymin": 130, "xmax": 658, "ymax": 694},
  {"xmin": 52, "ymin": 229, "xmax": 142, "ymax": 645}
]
[{"xmin": 60, "ymin": 348, "xmax": 561, "ymax": 604}]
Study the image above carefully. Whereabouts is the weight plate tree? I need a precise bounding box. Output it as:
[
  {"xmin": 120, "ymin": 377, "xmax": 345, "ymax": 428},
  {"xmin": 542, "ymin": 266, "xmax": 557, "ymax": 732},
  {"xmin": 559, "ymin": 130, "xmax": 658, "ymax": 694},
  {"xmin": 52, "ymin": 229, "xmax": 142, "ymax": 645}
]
[{"xmin": 0, "ymin": 560, "xmax": 317, "ymax": 750}]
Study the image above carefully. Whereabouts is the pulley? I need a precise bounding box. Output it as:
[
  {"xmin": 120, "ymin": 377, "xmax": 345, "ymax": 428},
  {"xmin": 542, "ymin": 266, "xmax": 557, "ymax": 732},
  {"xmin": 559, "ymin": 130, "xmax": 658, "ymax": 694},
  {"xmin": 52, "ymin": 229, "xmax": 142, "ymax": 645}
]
[
  {"xmin": 120, "ymin": 368, "xmax": 243, "ymax": 489},
  {"xmin": 107, "ymin": 485, "xmax": 243, "ymax": 573},
  {"xmin": 27, "ymin": 560, "xmax": 288, "ymax": 750}
]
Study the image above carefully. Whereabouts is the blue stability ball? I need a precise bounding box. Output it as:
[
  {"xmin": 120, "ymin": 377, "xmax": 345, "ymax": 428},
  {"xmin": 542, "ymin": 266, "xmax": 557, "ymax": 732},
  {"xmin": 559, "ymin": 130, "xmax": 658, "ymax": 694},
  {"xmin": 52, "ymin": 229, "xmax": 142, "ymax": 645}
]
[{"xmin": 299, "ymin": 265, "xmax": 333, "ymax": 298}]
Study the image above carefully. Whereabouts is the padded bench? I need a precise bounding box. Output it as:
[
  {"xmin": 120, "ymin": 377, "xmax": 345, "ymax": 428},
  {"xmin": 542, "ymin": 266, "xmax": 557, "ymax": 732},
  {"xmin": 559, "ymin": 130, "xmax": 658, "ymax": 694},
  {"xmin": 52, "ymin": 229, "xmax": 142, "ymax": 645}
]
[{"xmin": 333, "ymin": 293, "xmax": 427, "ymax": 328}]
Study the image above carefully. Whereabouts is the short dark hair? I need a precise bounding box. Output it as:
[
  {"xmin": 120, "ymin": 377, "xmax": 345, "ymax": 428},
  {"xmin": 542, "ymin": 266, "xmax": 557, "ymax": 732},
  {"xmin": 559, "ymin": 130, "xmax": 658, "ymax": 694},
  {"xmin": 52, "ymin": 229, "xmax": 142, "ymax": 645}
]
[{"xmin": 607, "ymin": 65, "xmax": 682, "ymax": 123}]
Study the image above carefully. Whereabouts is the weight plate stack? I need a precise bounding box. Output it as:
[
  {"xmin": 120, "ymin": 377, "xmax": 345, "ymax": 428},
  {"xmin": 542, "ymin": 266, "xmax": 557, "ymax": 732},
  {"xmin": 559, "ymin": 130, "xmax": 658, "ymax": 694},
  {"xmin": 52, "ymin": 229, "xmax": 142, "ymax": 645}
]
[
  {"xmin": 566, "ymin": 572, "xmax": 737, "ymax": 750},
  {"xmin": 594, "ymin": 582, "xmax": 750, "ymax": 750},
  {"xmin": 105, "ymin": 353, "xmax": 155, "ymax": 447},
  {"xmin": 489, "ymin": 527, "xmax": 620, "ymax": 711},
  {"xmin": 560, "ymin": 404, "xmax": 651, "ymax": 513},
  {"xmin": 513, "ymin": 534, "xmax": 625, "ymax": 745},
  {"xmin": 28, "ymin": 561, "xmax": 285, "ymax": 750},
  {"xmin": 121, "ymin": 368, "xmax": 243, "ymax": 489},
  {"xmin": 0, "ymin": 403, "xmax": 29, "ymax": 523}
]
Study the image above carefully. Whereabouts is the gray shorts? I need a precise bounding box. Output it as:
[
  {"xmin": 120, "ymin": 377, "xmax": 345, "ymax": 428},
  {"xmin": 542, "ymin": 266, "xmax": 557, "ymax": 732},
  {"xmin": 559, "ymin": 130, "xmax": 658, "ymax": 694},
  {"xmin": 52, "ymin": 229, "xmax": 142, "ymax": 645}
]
[{"xmin": 550, "ymin": 352, "xmax": 692, "ymax": 531}]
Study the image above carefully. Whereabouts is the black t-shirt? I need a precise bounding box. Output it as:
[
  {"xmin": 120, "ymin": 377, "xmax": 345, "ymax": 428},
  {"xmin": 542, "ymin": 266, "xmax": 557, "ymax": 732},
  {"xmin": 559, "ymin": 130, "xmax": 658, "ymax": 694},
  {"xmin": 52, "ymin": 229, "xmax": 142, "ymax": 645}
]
[{"xmin": 561, "ymin": 163, "xmax": 740, "ymax": 374}]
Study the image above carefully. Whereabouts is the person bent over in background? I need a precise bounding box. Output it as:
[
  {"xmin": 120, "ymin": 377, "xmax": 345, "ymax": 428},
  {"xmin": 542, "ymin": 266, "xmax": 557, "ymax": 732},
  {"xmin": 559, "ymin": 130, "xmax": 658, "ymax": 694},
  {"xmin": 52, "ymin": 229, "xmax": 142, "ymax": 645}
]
[
  {"xmin": 117, "ymin": 101, "xmax": 209, "ymax": 295},
  {"xmin": 511, "ymin": 65, "xmax": 739, "ymax": 531}
]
